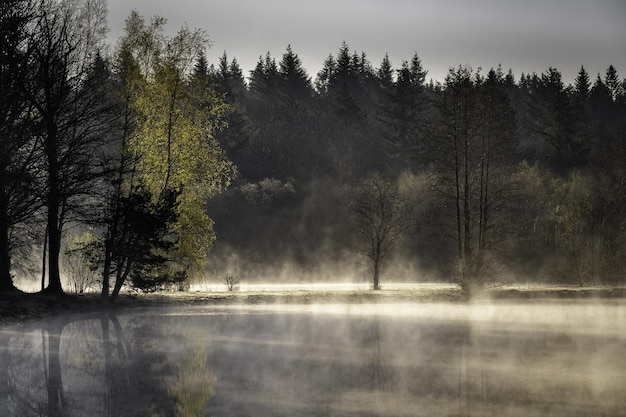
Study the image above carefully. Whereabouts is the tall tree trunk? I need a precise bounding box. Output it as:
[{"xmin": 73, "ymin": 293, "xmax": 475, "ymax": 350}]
[
  {"xmin": 45, "ymin": 188, "xmax": 63, "ymax": 295},
  {"xmin": 41, "ymin": 224, "xmax": 48, "ymax": 291},
  {"xmin": 454, "ymin": 126, "xmax": 464, "ymax": 275},
  {"xmin": 373, "ymin": 261, "xmax": 380, "ymax": 290},
  {"xmin": 463, "ymin": 96, "xmax": 473, "ymax": 275},
  {"xmin": 44, "ymin": 129, "xmax": 64, "ymax": 295},
  {"xmin": 110, "ymin": 258, "xmax": 132, "ymax": 303}
]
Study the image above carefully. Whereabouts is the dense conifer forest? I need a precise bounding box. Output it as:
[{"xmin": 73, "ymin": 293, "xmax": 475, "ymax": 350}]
[
  {"xmin": 2, "ymin": 1, "xmax": 625, "ymax": 297},
  {"xmin": 205, "ymin": 44, "xmax": 626, "ymax": 289}
]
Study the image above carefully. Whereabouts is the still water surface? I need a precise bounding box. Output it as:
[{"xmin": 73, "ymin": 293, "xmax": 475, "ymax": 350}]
[{"xmin": 1, "ymin": 300, "xmax": 625, "ymax": 416}]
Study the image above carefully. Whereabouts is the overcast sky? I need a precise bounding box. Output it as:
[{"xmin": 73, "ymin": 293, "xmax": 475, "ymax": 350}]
[{"xmin": 106, "ymin": 0, "xmax": 626, "ymax": 85}]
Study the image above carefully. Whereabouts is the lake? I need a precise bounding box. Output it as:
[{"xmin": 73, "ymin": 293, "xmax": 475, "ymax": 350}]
[{"xmin": 1, "ymin": 299, "xmax": 625, "ymax": 416}]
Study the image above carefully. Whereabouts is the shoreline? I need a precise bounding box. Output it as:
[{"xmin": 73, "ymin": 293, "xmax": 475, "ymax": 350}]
[{"xmin": 2, "ymin": 286, "xmax": 626, "ymax": 326}]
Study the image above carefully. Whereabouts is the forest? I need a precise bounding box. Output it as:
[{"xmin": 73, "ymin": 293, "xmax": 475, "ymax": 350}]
[{"xmin": 1, "ymin": 0, "xmax": 625, "ymax": 300}]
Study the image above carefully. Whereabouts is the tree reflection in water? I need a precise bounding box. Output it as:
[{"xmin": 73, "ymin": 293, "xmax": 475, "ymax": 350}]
[
  {"xmin": 0, "ymin": 311, "xmax": 215, "ymax": 417},
  {"xmin": 1, "ymin": 302, "xmax": 626, "ymax": 416}
]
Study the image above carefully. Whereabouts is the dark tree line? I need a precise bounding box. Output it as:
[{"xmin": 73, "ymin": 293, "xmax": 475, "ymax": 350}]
[
  {"xmin": 2, "ymin": 2, "xmax": 625, "ymax": 294},
  {"xmin": 204, "ymin": 44, "xmax": 626, "ymax": 288}
]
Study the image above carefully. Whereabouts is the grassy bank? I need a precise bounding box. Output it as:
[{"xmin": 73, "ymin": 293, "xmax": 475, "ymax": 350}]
[{"xmin": 1, "ymin": 285, "xmax": 626, "ymax": 325}]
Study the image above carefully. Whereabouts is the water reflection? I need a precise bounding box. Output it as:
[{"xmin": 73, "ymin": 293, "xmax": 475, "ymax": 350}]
[
  {"xmin": 1, "ymin": 301, "xmax": 625, "ymax": 416},
  {"xmin": 0, "ymin": 312, "xmax": 214, "ymax": 417}
]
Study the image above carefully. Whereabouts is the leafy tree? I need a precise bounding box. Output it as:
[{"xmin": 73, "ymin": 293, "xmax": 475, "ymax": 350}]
[
  {"xmin": 85, "ymin": 156, "xmax": 181, "ymax": 300},
  {"xmin": 518, "ymin": 164, "xmax": 624, "ymax": 284},
  {"xmin": 552, "ymin": 172, "xmax": 605, "ymax": 285},
  {"xmin": 90, "ymin": 35, "xmax": 144, "ymax": 301},
  {"xmin": 119, "ymin": 11, "xmax": 235, "ymax": 280},
  {"xmin": 70, "ymin": 12, "xmax": 234, "ymax": 301}
]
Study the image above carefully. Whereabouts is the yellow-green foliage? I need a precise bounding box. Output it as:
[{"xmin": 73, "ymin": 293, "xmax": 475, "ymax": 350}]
[
  {"xmin": 168, "ymin": 342, "xmax": 216, "ymax": 417},
  {"xmin": 119, "ymin": 11, "xmax": 236, "ymax": 275},
  {"xmin": 517, "ymin": 162, "xmax": 613, "ymax": 283}
]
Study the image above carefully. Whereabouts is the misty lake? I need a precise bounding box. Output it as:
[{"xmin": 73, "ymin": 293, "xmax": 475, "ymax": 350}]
[{"xmin": 1, "ymin": 299, "xmax": 626, "ymax": 416}]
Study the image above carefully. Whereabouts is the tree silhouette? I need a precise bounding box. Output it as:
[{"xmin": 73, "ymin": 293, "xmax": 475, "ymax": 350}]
[
  {"xmin": 425, "ymin": 66, "xmax": 519, "ymax": 291},
  {"xmin": 348, "ymin": 174, "xmax": 416, "ymax": 290},
  {"xmin": 0, "ymin": 0, "xmax": 42, "ymax": 291},
  {"xmin": 28, "ymin": 0, "xmax": 109, "ymax": 295}
]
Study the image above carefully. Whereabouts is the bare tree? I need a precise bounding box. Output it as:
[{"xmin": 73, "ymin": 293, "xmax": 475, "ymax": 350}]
[
  {"xmin": 27, "ymin": 0, "xmax": 109, "ymax": 295},
  {"xmin": 348, "ymin": 174, "xmax": 417, "ymax": 290},
  {"xmin": 0, "ymin": 0, "xmax": 44, "ymax": 291},
  {"xmin": 426, "ymin": 66, "xmax": 518, "ymax": 292}
]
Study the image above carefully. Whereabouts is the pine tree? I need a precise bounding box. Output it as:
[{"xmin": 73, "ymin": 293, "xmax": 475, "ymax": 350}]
[
  {"xmin": 570, "ymin": 66, "xmax": 593, "ymax": 166},
  {"xmin": 604, "ymin": 65, "xmax": 621, "ymax": 101},
  {"xmin": 574, "ymin": 66, "xmax": 591, "ymax": 102},
  {"xmin": 313, "ymin": 43, "xmax": 381, "ymax": 179},
  {"xmin": 314, "ymin": 54, "xmax": 336, "ymax": 93},
  {"xmin": 376, "ymin": 53, "xmax": 394, "ymax": 91},
  {"xmin": 276, "ymin": 45, "xmax": 318, "ymax": 179},
  {"xmin": 193, "ymin": 50, "xmax": 209, "ymax": 79},
  {"xmin": 279, "ymin": 45, "xmax": 312, "ymax": 99},
  {"xmin": 249, "ymin": 52, "xmax": 279, "ymax": 99},
  {"xmin": 378, "ymin": 53, "xmax": 428, "ymax": 166},
  {"xmin": 209, "ymin": 54, "xmax": 250, "ymax": 174}
]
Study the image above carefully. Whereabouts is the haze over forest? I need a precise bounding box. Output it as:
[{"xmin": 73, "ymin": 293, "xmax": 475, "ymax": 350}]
[{"xmin": 1, "ymin": 0, "xmax": 625, "ymax": 299}]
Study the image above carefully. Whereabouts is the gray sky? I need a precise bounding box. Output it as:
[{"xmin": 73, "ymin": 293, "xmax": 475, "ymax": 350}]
[{"xmin": 106, "ymin": 0, "xmax": 626, "ymax": 85}]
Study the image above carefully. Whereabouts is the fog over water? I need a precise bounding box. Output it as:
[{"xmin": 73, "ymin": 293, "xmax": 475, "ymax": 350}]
[
  {"xmin": 190, "ymin": 282, "xmax": 457, "ymax": 292},
  {"xmin": 2, "ymin": 300, "xmax": 626, "ymax": 416}
]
